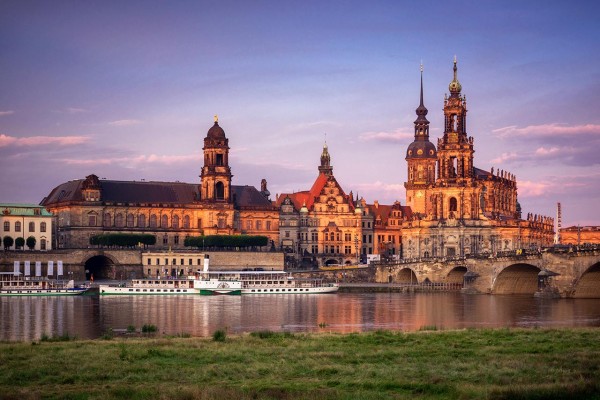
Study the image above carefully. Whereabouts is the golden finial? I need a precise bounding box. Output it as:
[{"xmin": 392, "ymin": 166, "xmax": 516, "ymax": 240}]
[
  {"xmin": 214, "ymin": 114, "xmax": 218, "ymax": 123},
  {"xmin": 420, "ymin": 60, "xmax": 423, "ymax": 72}
]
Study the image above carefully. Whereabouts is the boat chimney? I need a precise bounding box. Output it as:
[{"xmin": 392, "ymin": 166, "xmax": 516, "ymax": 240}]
[{"xmin": 203, "ymin": 254, "xmax": 210, "ymax": 272}]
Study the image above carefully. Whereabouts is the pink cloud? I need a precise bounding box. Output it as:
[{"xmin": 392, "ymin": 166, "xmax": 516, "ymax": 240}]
[
  {"xmin": 0, "ymin": 111, "xmax": 15, "ymax": 116},
  {"xmin": 493, "ymin": 123, "xmax": 600, "ymax": 138},
  {"xmin": 359, "ymin": 128, "xmax": 413, "ymax": 142},
  {"xmin": 59, "ymin": 154, "xmax": 199, "ymax": 166},
  {"xmin": 518, "ymin": 180, "xmax": 552, "ymax": 197},
  {"xmin": 0, "ymin": 134, "xmax": 90, "ymax": 148},
  {"xmin": 108, "ymin": 119, "xmax": 142, "ymax": 127},
  {"xmin": 490, "ymin": 152, "xmax": 518, "ymax": 164}
]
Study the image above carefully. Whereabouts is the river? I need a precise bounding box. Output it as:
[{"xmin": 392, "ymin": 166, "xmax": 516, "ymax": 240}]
[{"xmin": 1, "ymin": 292, "xmax": 600, "ymax": 341}]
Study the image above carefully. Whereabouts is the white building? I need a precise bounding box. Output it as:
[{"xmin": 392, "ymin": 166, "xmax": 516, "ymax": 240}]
[{"xmin": 0, "ymin": 203, "xmax": 53, "ymax": 251}]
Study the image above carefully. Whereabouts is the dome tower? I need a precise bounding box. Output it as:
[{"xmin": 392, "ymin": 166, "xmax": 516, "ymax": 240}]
[{"xmin": 404, "ymin": 64, "xmax": 437, "ymax": 214}]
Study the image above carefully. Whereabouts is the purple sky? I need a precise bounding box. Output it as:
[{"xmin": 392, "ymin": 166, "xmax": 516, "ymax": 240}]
[{"xmin": 1, "ymin": 1, "xmax": 599, "ymax": 227}]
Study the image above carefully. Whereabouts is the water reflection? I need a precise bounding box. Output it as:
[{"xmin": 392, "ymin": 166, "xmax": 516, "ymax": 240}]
[{"xmin": 1, "ymin": 293, "xmax": 599, "ymax": 342}]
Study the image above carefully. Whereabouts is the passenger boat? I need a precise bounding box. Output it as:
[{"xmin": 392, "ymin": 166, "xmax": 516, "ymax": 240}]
[
  {"xmin": 207, "ymin": 270, "xmax": 339, "ymax": 294},
  {"xmin": 0, "ymin": 273, "xmax": 88, "ymax": 296},
  {"xmin": 98, "ymin": 275, "xmax": 242, "ymax": 296}
]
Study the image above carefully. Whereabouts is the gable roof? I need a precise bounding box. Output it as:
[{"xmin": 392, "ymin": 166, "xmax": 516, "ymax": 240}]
[{"xmin": 275, "ymin": 173, "xmax": 356, "ymax": 212}]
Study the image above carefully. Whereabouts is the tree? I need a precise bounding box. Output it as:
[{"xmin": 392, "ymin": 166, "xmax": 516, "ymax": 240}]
[
  {"xmin": 26, "ymin": 236, "xmax": 37, "ymax": 250},
  {"xmin": 3, "ymin": 236, "xmax": 14, "ymax": 250},
  {"xmin": 15, "ymin": 237, "xmax": 25, "ymax": 249}
]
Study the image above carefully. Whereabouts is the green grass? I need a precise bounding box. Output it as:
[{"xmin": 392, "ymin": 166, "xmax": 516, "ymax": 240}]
[{"xmin": 0, "ymin": 328, "xmax": 599, "ymax": 399}]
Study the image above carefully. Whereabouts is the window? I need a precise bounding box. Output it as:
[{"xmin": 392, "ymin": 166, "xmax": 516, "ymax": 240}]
[
  {"xmin": 15, "ymin": 221, "xmax": 21, "ymax": 232},
  {"xmin": 88, "ymin": 214, "xmax": 96, "ymax": 227},
  {"xmin": 215, "ymin": 181, "xmax": 225, "ymax": 200},
  {"xmin": 115, "ymin": 213, "xmax": 124, "ymax": 227},
  {"xmin": 150, "ymin": 214, "xmax": 157, "ymax": 228},
  {"xmin": 266, "ymin": 221, "xmax": 271, "ymax": 230},
  {"xmin": 449, "ymin": 197, "xmax": 458, "ymax": 212},
  {"xmin": 103, "ymin": 213, "xmax": 112, "ymax": 227},
  {"xmin": 29, "ymin": 222, "xmax": 35, "ymax": 232},
  {"xmin": 3, "ymin": 221, "xmax": 9, "ymax": 231},
  {"xmin": 183, "ymin": 215, "xmax": 190, "ymax": 229},
  {"xmin": 161, "ymin": 215, "xmax": 169, "ymax": 228},
  {"xmin": 311, "ymin": 231, "xmax": 318, "ymax": 241},
  {"xmin": 256, "ymin": 221, "xmax": 262, "ymax": 230},
  {"xmin": 246, "ymin": 221, "xmax": 252, "ymax": 231},
  {"xmin": 174, "ymin": 235, "xmax": 179, "ymax": 245},
  {"xmin": 147, "ymin": 259, "xmax": 152, "ymax": 265},
  {"xmin": 285, "ymin": 231, "xmax": 290, "ymax": 238},
  {"xmin": 127, "ymin": 214, "xmax": 134, "ymax": 227},
  {"xmin": 172, "ymin": 215, "xmax": 179, "ymax": 229},
  {"xmin": 218, "ymin": 218, "xmax": 226, "ymax": 229},
  {"xmin": 40, "ymin": 239, "xmax": 46, "ymax": 250},
  {"xmin": 163, "ymin": 235, "xmax": 168, "ymax": 245}
]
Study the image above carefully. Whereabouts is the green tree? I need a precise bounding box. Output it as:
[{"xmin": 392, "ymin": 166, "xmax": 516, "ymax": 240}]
[
  {"xmin": 3, "ymin": 236, "xmax": 14, "ymax": 250},
  {"xmin": 15, "ymin": 237, "xmax": 25, "ymax": 249},
  {"xmin": 26, "ymin": 236, "xmax": 37, "ymax": 250}
]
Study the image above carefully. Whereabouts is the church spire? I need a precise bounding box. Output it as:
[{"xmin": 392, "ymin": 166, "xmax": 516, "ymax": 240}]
[
  {"xmin": 414, "ymin": 63, "xmax": 430, "ymax": 141},
  {"xmin": 448, "ymin": 55, "xmax": 462, "ymax": 96}
]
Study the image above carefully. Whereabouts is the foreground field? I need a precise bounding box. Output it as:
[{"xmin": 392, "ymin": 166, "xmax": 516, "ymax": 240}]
[{"xmin": 1, "ymin": 328, "xmax": 599, "ymax": 399}]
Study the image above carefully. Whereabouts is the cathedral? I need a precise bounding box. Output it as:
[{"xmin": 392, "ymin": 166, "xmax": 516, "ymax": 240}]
[{"xmin": 402, "ymin": 60, "xmax": 554, "ymax": 258}]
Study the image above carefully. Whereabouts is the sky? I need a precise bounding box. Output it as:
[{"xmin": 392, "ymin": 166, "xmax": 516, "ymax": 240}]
[{"xmin": 1, "ymin": 1, "xmax": 599, "ymax": 227}]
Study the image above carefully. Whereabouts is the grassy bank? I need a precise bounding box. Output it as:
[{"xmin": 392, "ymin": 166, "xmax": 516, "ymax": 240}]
[{"xmin": 1, "ymin": 328, "xmax": 599, "ymax": 399}]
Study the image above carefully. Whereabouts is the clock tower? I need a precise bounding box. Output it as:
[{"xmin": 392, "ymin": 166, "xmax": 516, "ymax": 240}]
[
  {"xmin": 200, "ymin": 115, "xmax": 233, "ymax": 203},
  {"xmin": 404, "ymin": 64, "xmax": 437, "ymax": 215}
]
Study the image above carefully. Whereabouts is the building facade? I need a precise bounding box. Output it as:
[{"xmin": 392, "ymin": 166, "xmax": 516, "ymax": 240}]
[
  {"xmin": 41, "ymin": 117, "xmax": 279, "ymax": 249},
  {"xmin": 0, "ymin": 203, "xmax": 53, "ymax": 251},
  {"xmin": 275, "ymin": 144, "xmax": 379, "ymax": 268},
  {"xmin": 402, "ymin": 60, "xmax": 554, "ymax": 258}
]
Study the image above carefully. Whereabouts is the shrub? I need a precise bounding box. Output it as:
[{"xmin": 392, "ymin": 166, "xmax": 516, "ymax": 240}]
[
  {"xmin": 142, "ymin": 324, "xmax": 157, "ymax": 333},
  {"xmin": 3, "ymin": 236, "xmax": 14, "ymax": 250},
  {"xmin": 15, "ymin": 237, "xmax": 25, "ymax": 249},
  {"xmin": 213, "ymin": 329, "xmax": 227, "ymax": 342}
]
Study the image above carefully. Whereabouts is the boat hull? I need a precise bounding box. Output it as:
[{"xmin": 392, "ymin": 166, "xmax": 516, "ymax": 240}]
[
  {"xmin": 241, "ymin": 285, "xmax": 339, "ymax": 295},
  {"xmin": 0, "ymin": 288, "xmax": 88, "ymax": 296},
  {"xmin": 99, "ymin": 286, "xmax": 198, "ymax": 295}
]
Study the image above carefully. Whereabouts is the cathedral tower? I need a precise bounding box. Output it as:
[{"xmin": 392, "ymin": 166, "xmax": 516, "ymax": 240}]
[
  {"xmin": 200, "ymin": 116, "xmax": 232, "ymax": 202},
  {"xmin": 405, "ymin": 64, "xmax": 437, "ymax": 214},
  {"xmin": 436, "ymin": 57, "xmax": 474, "ymax": 184}
]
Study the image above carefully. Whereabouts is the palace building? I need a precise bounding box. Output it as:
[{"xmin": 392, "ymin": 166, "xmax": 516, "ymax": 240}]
[
  {"xmin": 41, "ymin": 117, "xmax": 279, "ymax": 249},
  {"xmin": 401, "ymin": 60, "xmax": 554, "ymax": 258}
]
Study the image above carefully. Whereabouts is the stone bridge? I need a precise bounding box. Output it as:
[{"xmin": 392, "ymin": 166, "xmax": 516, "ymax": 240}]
[{"xmin": 374, "ymin": 248, "xmax": 600, "ymax": 298}]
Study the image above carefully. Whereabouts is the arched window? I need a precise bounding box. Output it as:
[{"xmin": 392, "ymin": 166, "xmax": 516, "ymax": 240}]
[
  {"xmin": 15, "ymin": 221, "xmax": 21, "ymax": 232},
  {"xmin": 41, "ymin": 222, "xmax": 47, "ymax": 232},
  {"xmin": 138, "ymin": 214, "xmax": 146, "ymax": 228},
  {"xmin": 103, "ymin": 213, "xmax": 112, "ymax": 227},
  {"xmin": 3, "ymin": 221, "xmax": 9, "ymax": 231},
  {"xmin": 183, "ymin": 215, "xmax": 190, "ymax": 229},
  {"xmin": 29, "ymin": 222, "xmax": 35, "ymax": 232},
  {"xmin": 215, "ymin": 181, "xmax": 225, "ymax": 200},
  {"xmin": 115, "ymin": 213, "xmax": 124, "ymax": 227},
  {"xmin": 172, "ymin": 215, "xmax": 179, "ymax": 229},
  {"xmin": 149, "ymin": 214, "xmax": 157, "ymax": 228},
  {"xmin": 40, "ymin": 239, "xmax": 46, "ymax": 250},
  {"xmin": 127, "ymin": 213, "xmax": 134, "ymax": 227},
  {"xmin": 449, "ymin": 197, "xmax": 458, "ymax": 212},
  {"xmin": 161, "ymin": 215, "xmax": 169, "ymax": 228}
]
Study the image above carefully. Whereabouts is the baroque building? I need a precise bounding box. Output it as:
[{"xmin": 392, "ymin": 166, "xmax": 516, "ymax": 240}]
[
  {"xmin": 40, "ymin": 117, "xmax": 279, "ymax": 249},
  {"xmin": 276, "ymin": 144, "xmax": 378, "ymax": 268},
  {"xmin": 402, "ymin": 60, "xmax": 554, "ymax": 258}
]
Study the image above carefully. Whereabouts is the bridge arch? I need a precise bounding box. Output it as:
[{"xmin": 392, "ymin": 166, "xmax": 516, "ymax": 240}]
[
  {"xmin": 493, "ymin": 263, "xmax": 540, "ymax": 295},
  {"xmin": 391, "ymin": 268, "xmax": 418, "ymax": 284},
  {"xmin": 446, "ymin": 266, "xmax": 467, "ymax": 284},
  {"xmin": 84, "ymin": 255, "xmax": 116, "ymax": 280},
  {"xmin": 572, "ymin": 262, "xmax": 600, "ymax": 298}
]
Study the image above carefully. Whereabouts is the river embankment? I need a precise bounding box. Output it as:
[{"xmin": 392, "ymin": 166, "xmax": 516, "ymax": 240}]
[{"xmin": 1, "ymin": 328, "xmax": 599, "ymax": 399}]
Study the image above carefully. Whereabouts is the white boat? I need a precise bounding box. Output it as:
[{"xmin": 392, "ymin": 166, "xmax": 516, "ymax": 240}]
[
  {"xmin": 98, "ymin": 275, "xmax": 242, "ymax": 296},
  {"xmin": 0, "ymin": 273, "xmax": 88, "ymax": 296},
  {"xmin": 206, "ymin": 270, "xmax": 339, "ymax": 294}
]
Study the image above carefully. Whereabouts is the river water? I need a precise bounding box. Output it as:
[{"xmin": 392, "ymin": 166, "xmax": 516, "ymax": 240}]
[{"xmin": 2, "ymin": 292, "xmax": 600, "ymax": 341}]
